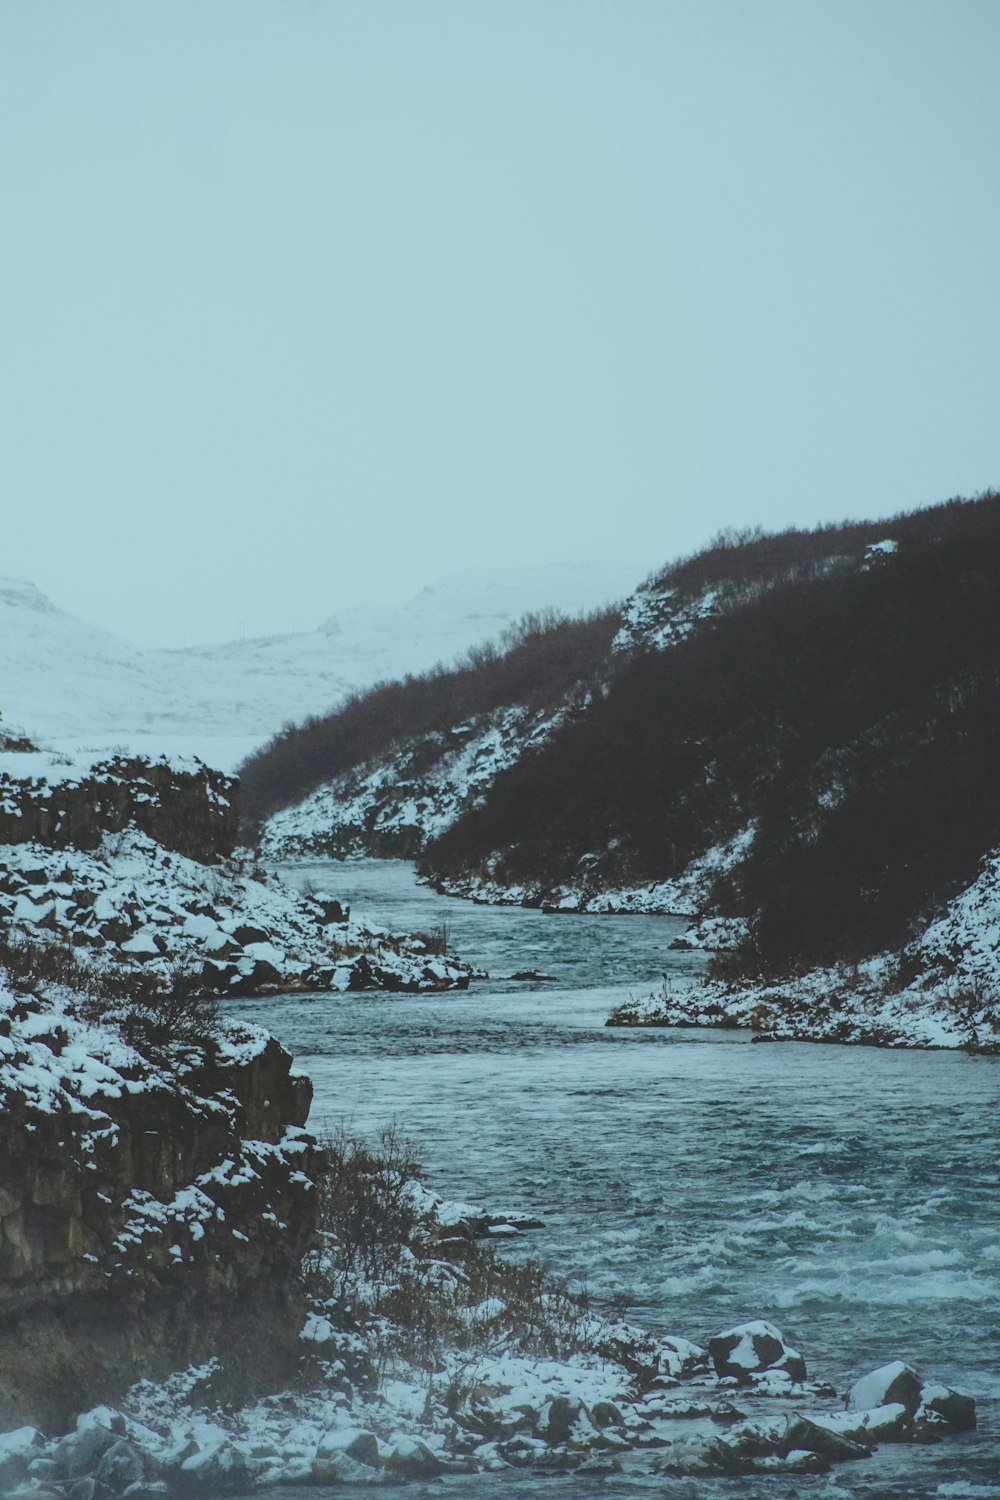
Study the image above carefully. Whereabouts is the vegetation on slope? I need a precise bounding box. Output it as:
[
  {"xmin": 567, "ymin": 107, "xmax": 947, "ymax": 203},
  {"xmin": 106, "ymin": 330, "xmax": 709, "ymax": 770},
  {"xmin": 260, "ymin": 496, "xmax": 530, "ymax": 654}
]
[
  {"xmin": 427, "ymin": 494, "xmax": 1000, "ymax": 971},
  {"xmin": 238, "ymin": 608, "xmax": 619, "ymax": 836},
  {"xmin": 245, "ymin": 492, "xmax": 1000, "ymax": 977}
]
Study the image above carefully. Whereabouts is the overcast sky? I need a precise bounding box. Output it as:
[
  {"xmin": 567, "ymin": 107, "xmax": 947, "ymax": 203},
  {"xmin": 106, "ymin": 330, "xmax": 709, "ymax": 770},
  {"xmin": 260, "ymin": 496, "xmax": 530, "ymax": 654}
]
[{"xmin": 2, "ymin": 0, "xmax": 998, "ymax": 646}]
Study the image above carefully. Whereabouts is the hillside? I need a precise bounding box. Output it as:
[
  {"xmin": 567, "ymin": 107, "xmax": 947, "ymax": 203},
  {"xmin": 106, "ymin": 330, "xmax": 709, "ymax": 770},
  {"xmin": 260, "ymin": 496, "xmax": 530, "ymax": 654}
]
[
  {"xmin": 252, "ymin": 494, "xmax": 1000, "ymax": 1047},
  {"xmin": 0, "ymin": 563, "xmax": 636, "ymax": 771}
]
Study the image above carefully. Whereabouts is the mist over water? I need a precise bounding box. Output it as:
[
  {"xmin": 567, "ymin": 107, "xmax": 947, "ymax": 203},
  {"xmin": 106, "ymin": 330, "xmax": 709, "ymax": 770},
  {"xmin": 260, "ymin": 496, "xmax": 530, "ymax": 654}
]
[{"xmin": 232, "ymin": 860, "xmax": 1000, "ymax": 1499}]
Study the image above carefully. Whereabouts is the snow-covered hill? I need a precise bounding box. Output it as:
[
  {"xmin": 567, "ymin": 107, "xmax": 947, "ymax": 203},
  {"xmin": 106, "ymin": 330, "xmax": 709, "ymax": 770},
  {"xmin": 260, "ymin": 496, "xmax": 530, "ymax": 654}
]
[{"xmin": 0, "ymin": 563, "xmax": 637, "ymax": 770}]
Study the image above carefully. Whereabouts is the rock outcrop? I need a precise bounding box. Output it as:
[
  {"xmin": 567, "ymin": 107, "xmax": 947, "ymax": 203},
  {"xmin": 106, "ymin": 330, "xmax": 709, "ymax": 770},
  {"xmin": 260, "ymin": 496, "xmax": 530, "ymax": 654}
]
[
  {"xmin": 0, "ymin": 981, "xmax": 322, "ymax": 1432},
  {"xmin": 0, "ymin": 754, "xmax": 237, "ymax": 862},
  {"xmin": 0, "ymin": 753, "xmax": 472, "ymax": 996}
]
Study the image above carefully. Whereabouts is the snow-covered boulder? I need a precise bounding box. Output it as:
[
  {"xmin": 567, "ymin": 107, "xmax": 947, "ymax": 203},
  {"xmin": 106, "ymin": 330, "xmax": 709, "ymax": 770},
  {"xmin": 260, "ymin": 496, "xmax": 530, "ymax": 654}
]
[
  {"xmin": 174, "ymin": 1437, "xmax": 248, "ymax": 1494},
  {"xmin": 708, "ymin": 1321, "xmax": 806, "ymax": 1384},
  {"xmin": 311, "ymin": 1426, "xmax": 382, "ymax": 1477},
  {"xmin": 845, "ymin": 1362, "xmax": 975, "ymax": 1432},
  {"xmin": 0, "ymin": 1427, "xmax": 45, "ymax": 1491},
  {"xmin": 846, "ymin": 1361, "xmax": 922, "ymax": 1416}
]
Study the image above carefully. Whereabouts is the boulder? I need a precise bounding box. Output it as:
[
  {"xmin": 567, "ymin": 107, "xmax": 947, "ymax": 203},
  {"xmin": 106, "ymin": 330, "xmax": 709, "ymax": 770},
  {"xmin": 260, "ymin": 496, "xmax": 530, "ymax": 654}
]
[
  {"xmin": 845, "ymin": 1362, "xmax": 975, "ymax": 1432},
  {"xmin": 710, "ymin": 1400, "xmax": 747, "ymax": 1427},
  {"xmin": 311, "ymin": 1427, "xmax": 381, "ymax": 1472},
  {"xmin": 917, "ymin": 1381, "xmax": 977, "ymax": 1432},
  {"xmin": 175, "ymin": 1440, "xmax": 247, "ymax": 1494},
  {"xmin": 709, "ymin": 1320, "xmax": 806, "ymax": 1383},
  {"xmin": 385, "ymin": 1437, "xmax": 445, "ymax": 1478},
  {"xmin": 846, "ymin": 1361, "xmax": 923, "ymax": 1416},
  {"xmin": 814, "ymin": 1402, "xmax": 911, "ymax": 1445},
  {"xmin": 94, "ymin": 1441, "xmax": 145, "ymax": 1492},
  {"xmin": 590, "ymin": 1401, "xmax": 625, "ymax": 1430},
  {"xmin": 0, "ymin": 1428, "xmax": 45, "ymax": 1492},
  {"xmin": 779, "ymin": 1416, "xmax": 871, "ymax": 1462},
  {"xmin": 541, "ymin": 1397, "xmax": 592, "ymax": 1446},
  {"xmin": 61, "ymin": 1425, "xmax": 120, "ymax": 1481},
  {"xmin": 67, "ymin": 1481, "xmax": 114, "ymax": 1500}
]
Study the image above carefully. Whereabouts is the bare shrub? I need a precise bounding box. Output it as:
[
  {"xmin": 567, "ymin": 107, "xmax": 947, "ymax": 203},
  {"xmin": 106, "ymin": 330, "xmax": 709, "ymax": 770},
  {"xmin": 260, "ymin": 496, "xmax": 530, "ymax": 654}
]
[
  {"xmin": 0, "ymin": 931, "xmax": 218, "ymax": 1050},
  {"xmin": 413, "ymin": 922, "xmax": 449, "ymax": 956},
  {"xmin": 308, "ymin": 1122, "xmax": 423, "ymax": 1287},
  {"xmin": 304, "ymin": 1122, "xmax": 593, "ymax": 1381}
]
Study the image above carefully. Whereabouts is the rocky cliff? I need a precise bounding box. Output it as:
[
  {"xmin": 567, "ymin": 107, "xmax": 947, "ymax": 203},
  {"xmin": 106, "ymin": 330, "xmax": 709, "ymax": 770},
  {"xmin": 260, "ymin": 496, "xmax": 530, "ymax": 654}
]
[
  {"xmin": 0, "ymin": 979, "xmax": 321, "ymax": 1431},
  {"xmin": 0, "ymin": 753, "xmax": 237, "ymax": 862}
]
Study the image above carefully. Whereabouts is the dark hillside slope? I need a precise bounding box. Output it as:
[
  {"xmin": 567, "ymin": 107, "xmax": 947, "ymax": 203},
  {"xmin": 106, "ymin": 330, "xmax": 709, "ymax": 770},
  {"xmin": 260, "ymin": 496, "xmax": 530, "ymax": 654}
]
[
  {"xmin": 238, "ymin": 609, "xmax": 618, "ymax": 835},
  {"xmin": 241, "ymin": 510, "xmax": 929, "ymax": 840},
  {"xmin": 427, "ymin": 494, "xmax": 1000, "ymax": 971}
]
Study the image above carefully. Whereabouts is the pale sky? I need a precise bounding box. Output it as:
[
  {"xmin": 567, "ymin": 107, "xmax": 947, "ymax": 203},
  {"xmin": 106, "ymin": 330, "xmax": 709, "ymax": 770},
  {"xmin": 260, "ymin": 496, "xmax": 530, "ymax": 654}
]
[{"xmin": 2, "ymin": 0, "xmax": 998, "ymax": 646}]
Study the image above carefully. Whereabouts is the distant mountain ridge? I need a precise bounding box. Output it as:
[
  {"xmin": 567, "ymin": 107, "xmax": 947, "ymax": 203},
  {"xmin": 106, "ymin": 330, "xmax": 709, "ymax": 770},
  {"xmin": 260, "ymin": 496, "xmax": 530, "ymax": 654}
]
[{"xmin": 0, "ymin": 561, "xmax": 637, "ymax": 768}]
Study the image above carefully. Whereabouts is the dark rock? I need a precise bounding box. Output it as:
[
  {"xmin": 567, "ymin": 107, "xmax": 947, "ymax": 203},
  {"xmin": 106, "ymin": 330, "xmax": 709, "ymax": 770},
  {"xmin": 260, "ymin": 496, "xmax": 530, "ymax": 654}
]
[
  {"xmin": 385, "ymin": 1438, "xmax": 445, "ymax": 1478},
  {"xmin": 542, "ymin": 1397, "xmax": 583, "ymax": 1446},
  {"xmin": 64, "ymin": 1425, "xmax": 120, "ymax": 1480},
  {"xmin": 921, "ymin": 1386, "xmax": 976, "ymax": 1431},
  {"xmin": 780, "ymin": 1416, "xmax": 872, "ymax": 1462},
  {"xmin": 711, "ymin": 1401, "xmax": 747, "ymax": 1427},
  {"xmin": 846, "ymin": 1362, "xmax": 924, "ymax": 1417},
  {"xmin": 656, "ymin": 1437, "xmax": 756, "ymax": 1477},
  {"xmin": 314, "ymin": 898, "xmax": 347, "ymax": 925},
  {"xmin": 709, "ymin": 1320, "xmax": 806, "ymax": 1383},
  {"xmin": 590, "ymin": 1401, "xmax": 625, "ymax": 1429},
  {"xmin": 310, "ymin": 1428, "xmax": 382, "ymax": 1469},
  {"xmin": 94, "ymin": 1440, "xmax": 145, "ymax": 1492},
  {"xmin": 174, "ymin": 1439, "xmax": 247, "ymax": 1494},
  {"xmin": 68, "ymin": 1480, "xmax": 115, "ymax": 1500},
  {"xmin": 27, "ymin": 1457, "xmax": 63, "ymax": 1482},
  {"xmin": 231, "ymin": 924, "xmax": 271, "ymax": 947}
]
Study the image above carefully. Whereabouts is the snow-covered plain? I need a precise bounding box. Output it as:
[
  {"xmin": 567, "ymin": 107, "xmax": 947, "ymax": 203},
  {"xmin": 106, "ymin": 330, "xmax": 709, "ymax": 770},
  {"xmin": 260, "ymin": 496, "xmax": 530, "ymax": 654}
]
[{"xmin": 0, "ymin": 563, "xmax": 637, "ymax": 771}]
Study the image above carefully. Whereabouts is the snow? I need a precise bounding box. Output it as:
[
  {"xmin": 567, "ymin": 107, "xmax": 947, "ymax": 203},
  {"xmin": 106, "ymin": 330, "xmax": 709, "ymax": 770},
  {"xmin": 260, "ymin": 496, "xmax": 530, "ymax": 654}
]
[
  {"xmin": 0, "ymin": 564, "xmax": 636, "ymax": 771},
  {"xmin": 428, "ymin": 824, "xmax": 759, "ymax": 919},
  {"xmin": 0, "ymin": 823, "xmax": 471, "ymax": 996},
  {"xmin": 261, "ymin": 698, "xmax": 581, "ymax": 860},
  {"xmin": 846, "ymin": 1362, "xmax": 911, "ymax": 1412},
  {"xmin": 610, "ymin": 931, "xmax": 999, "ymax": 1051},
  {"xmin": 613, "ymin": 584, "xmax": 723, "ymax": 654}
]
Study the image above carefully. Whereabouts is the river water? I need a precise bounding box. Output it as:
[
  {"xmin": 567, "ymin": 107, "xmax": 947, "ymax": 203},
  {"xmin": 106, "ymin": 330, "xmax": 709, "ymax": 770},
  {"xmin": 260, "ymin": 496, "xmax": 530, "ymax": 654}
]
[{"xmin": 232, "ymin": 858, "xmax": 999, "ymax": 1499}]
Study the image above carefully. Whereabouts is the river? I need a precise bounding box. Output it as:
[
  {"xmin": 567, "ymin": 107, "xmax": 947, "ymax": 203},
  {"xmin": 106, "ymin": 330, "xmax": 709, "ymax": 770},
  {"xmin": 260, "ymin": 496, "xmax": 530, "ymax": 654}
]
[{"xmin": 231, "ymin": 858, "xmax": 999, "ymax": 1499}]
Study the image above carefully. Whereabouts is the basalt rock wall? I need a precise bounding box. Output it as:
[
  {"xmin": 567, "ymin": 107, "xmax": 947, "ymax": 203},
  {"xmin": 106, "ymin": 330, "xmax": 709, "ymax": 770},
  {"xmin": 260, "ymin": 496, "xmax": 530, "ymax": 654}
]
[
  {"xmin": 0, "ymin": 756, "xmax": 238, "ymax": 862},
  {"xmin": 0, "ymin": 992, "xmax": 321, "ymax": 1431}
]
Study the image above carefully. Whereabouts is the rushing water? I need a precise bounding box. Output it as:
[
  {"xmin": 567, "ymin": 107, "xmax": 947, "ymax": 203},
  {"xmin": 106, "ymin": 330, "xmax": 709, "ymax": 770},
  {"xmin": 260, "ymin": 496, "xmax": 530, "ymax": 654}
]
[{"xmin": 232, "ymin": 859, "xmax": 1000, "ymax": 1499}]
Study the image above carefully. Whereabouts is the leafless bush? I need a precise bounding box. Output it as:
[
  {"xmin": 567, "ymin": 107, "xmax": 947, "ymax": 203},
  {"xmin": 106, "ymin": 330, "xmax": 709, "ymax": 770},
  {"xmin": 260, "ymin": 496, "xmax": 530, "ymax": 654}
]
[
  {"xmin": 0, "ymin": 932, "xmax": 218, "ymax": 1050},
  {"xmin": 304, "ymin": 1122, "xmax": 593, "ymax": 1380},
  {"xmin": 413, "ymin": 922, "xmax": 449, "ymax": 956},
  {"xmin": 308, "ymin": 1122, "xmax": 423, "ymax": 1287}
]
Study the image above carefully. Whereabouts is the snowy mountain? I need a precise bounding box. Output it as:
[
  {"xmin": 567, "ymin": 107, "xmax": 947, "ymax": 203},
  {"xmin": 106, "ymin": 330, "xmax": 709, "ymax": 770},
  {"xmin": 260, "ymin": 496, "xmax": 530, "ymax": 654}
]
[{"xmin": 0, "ymin": 562, "xmax": 638, "ymax": 770}]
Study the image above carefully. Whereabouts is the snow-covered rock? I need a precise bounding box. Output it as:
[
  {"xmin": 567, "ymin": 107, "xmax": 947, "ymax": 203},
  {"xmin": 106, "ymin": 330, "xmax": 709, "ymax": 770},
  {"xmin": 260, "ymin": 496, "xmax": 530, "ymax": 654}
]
[
  {"xmin": 845, "ymin": 1362, "xmax": 975, "ymax": 1433},
  {"xmin": 708, "ymin": 1322, "xmax": 806, "ymax": 1385},
  {"xmin": 0, "ymin": 1325, "xmax": 978, "ymax": 1494},
  {"xmin": 0, "ymin": 981, "xmax": 322, "ymax": 1433},
  {"xmin": 0, "ymin": 828, "xmax": 471, "ymax": 996}
]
